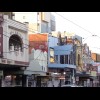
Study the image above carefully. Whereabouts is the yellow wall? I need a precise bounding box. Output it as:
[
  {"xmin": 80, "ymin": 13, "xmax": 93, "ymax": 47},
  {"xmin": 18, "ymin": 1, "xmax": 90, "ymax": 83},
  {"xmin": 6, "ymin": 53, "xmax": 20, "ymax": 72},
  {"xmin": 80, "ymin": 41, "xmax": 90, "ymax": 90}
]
[{"xmin": 75, "ymin": 41, "xmax": 83, "ymax": 72}]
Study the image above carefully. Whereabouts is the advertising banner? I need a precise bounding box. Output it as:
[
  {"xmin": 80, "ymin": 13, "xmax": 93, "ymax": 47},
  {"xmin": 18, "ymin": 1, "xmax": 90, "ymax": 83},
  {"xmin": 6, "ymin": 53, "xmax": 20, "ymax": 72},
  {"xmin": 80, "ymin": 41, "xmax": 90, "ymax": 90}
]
[{"xmin": 29, "ymin": 33, "xmax": 48, "ymax": 72}]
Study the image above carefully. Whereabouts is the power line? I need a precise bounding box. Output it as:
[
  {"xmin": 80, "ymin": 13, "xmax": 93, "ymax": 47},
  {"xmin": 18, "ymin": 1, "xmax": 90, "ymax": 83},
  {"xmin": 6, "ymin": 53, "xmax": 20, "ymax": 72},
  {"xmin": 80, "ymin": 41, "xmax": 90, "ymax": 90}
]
[
  {"xmin": 3, "ymin": 15, "xmax": 100, "ymax": 62},
  {"xmin": 54, "ymin": 12, "xmax": 94, "ymax": 36},
  {"xmin": 4, "ymin": 15, "xmax": 93, "ymax": 46},
  {"xmin": 2, "ymin": 29, "xmax": 95, "ymax": 53},
  {"xmin": 82, "ymin": 35, "xmax": 93, "ymax": 43}
]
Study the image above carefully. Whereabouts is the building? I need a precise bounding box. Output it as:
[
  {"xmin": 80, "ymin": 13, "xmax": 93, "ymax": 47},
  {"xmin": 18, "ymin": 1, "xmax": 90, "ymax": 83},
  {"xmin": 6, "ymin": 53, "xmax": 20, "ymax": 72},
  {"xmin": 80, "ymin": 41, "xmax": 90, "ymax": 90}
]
[
  {"xmin": 14, "ymin": 12, "xmax": 56, "ymax": 33},
  {"xmin": 59, "ymin": 32, "xmax": 96, "ymax": 86},
  {"xmin": 91, "ymin": 53, "xmax": 100, "ymax": 86},
  {"xmin": 47, "ymin": 32, "xmax": 78, "ymax": 86},
  {"xmin": 0, "ymin": 12, "xmax": 14, "ymax": 19},
  {"xmin": 0, "ymin": 14, "xmax": 29, "ymax": 87},
  {"xmin": 91, "ymin": 53, "xmax": 100, "ymax": 62},
  {"xmin": 25, "ymin": 32, "xmax": 59, "ymax": 87},
  {"xmin": 48, "ymin": 44, "xmax": 76, "ymax": 85},
  {"xmin": 25, "ymin": 33, "xmax": 49, "ymax": 87},
  {"xmin": 75, "ymin": 43, "xmax": 96, "ymax": 87}
]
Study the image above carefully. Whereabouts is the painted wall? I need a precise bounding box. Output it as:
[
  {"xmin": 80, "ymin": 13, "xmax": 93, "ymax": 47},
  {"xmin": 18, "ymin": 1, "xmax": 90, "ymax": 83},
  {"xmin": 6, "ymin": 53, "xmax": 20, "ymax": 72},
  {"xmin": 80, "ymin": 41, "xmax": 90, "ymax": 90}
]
[{"xmin": 29, "ymin": 33, "xmax": 48, "ymax": 72}]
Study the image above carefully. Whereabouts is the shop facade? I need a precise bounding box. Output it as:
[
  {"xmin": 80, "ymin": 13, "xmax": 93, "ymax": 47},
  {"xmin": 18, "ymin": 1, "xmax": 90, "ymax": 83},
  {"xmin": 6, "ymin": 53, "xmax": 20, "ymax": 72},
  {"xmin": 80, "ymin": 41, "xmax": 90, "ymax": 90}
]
[{"xmin": 0, "ymin": 14, "xmax": 29, "ymax": 87}]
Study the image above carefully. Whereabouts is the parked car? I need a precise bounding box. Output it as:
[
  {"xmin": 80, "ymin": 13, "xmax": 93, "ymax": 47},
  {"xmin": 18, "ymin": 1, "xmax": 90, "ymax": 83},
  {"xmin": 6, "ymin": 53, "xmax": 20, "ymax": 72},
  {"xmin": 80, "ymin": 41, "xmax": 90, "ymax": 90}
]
[{"xmin": 61, "ymin": 84, "xmax": 79, "ymax": 87}]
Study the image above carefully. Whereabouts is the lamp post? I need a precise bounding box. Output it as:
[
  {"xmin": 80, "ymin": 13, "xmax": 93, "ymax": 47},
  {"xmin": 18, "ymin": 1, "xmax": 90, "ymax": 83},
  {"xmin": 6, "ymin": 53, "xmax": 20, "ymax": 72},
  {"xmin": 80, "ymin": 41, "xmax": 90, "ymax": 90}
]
[{"xmin": 63, "ymin": 72, "xmax": 66, "ymax": 84}]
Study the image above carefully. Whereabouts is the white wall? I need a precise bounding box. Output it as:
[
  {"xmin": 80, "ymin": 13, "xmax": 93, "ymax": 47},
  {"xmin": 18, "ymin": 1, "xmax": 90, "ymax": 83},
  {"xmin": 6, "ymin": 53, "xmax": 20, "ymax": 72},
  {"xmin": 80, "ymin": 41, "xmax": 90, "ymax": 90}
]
[
  {"xmin": 41, "ymin": 12, "xmax": 51, "ymax": 23},
  {"xmin": 14, "ymin": 12, "xmax": 55, "ymax": 33},
  {"xmin": 29, "ymin": 49, "xmax": 47, "ymax": 72},
  {"xmin": 3, "ymin": 15, "xmax": 29, "ymax": 63},
  {"xmin": 14, "ymin": 12, "xmax": 37, "ymax": 24}
]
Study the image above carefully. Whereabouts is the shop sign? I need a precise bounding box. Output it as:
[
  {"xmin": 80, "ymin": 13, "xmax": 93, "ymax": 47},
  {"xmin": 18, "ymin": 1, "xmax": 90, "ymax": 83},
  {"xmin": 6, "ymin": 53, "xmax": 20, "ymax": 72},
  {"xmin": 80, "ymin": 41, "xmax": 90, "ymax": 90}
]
[{"xmin": 7, "ymin": 59, "xmax": 15, "ymax": 64}]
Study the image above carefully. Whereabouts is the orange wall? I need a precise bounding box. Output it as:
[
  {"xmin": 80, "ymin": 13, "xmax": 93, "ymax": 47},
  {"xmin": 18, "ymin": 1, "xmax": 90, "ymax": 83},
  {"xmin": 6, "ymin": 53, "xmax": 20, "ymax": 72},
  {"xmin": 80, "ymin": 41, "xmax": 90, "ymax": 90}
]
[
  {"xmin": 91, "ymin": 53, "xmax": 96, "ymax": 61},
  {"xmin": 29, "ymin": 33, "xmax": 48, "ymax": 54}
]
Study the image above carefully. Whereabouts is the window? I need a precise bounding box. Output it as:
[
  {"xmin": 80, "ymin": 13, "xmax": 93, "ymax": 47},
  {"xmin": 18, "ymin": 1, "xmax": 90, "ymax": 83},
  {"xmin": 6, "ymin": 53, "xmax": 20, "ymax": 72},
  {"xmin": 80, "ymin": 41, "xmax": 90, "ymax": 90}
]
[
  {"xmin": 51, "ymin": 20, "xmax": 55, "ymax": 31},
  {"xmin": 65, "ymin": 55, "xmax": 68, "ymax": 64},
  {"xmin": 41, "ymin": 21, "xmax": 48, "ymax": 33},
  {"xmin": 42, "ymin": 66, "xmax": 43, "ymax": 70},
  {"xmin": 23, "ymin": 16, "xmax": 25, "ymax": 19},
  {"xmin": 9, "ymin": 34, "xmax": 23, "ymax": 52},
  {"xmin": 60, "ymin": 55, "xmax": 64, "ymax": 64}
]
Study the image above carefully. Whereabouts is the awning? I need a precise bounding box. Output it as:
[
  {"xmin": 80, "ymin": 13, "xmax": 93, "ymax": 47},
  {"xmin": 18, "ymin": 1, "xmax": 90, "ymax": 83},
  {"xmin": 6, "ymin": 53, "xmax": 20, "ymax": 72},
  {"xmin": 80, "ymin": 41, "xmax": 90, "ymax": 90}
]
[
  {"xmin": 24, "ymin": 70, "xmax": 46, "ymax": 76},
  {"xmin": 75, "ymin": 73, "xmax": 90, "ymax": 77}
]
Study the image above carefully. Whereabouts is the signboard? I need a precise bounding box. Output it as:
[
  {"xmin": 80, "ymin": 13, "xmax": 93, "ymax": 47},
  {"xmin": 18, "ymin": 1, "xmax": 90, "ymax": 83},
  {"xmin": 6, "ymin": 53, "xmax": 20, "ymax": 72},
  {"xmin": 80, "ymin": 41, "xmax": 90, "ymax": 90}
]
[
  {"xmin": 7, "ymin": 60, "xmax": 15, "ymax": 64},
  {"xmin": 64, "ymin": 68, "xmax": 72, "ymax": 72},
  {"xmin": 29, "ymin": 33, "xmax": 48, "ymax": 71}
]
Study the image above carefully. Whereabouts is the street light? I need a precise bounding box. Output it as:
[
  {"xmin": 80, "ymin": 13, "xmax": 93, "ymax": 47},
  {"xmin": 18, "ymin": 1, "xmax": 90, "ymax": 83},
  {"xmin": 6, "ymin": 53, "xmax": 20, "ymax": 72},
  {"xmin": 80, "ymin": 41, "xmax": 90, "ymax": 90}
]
[{"xmin": 63, "ymin": 72, "xmax": 66, "ymax": 83}]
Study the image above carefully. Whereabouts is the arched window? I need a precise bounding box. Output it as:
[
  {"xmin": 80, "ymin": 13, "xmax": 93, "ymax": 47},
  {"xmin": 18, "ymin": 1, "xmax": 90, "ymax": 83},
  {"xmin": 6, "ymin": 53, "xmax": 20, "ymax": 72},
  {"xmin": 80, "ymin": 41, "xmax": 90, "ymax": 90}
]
[{"xmin": 9, "ymin": 34, "xmax": 23, "ymax": 52}]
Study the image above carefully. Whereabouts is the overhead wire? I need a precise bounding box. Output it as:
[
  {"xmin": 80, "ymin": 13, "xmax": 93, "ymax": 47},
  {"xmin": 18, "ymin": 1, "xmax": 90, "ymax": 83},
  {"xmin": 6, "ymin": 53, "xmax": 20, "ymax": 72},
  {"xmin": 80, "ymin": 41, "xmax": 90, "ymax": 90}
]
[
  {"xmin": 2, "ymin": 13, "xmax": 100, "ymax": 62},
  {"xmin": 3, "ymin": 15, "xmax": 94, "ymax": 48},
  {"xmin": 54, "ymin": 12, "xmax": 94, "ymax": 36},
  {"xmin": 54, "ymin": 12, "xmax": 100, "ymax": 52}
]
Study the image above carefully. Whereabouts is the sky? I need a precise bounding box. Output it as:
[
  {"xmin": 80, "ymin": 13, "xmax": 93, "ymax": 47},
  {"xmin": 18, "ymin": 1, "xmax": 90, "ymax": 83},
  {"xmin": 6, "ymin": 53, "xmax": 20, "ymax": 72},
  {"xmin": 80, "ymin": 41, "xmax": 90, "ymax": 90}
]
[
  {"xmin": 14, "ymin": 12, "xmax": 100, "ymax": 54},
  {"xmin": 52, "ymin": 12, "xmax": 100, "ymax": 54}
]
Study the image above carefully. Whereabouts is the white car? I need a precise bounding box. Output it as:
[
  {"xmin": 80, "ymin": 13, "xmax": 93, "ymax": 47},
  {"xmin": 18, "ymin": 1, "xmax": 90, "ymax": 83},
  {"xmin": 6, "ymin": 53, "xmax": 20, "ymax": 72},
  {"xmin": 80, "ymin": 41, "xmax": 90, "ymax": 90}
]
[{"xmin": 61, "ymin": 84, "xmax": 79, "ymax": 87}]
